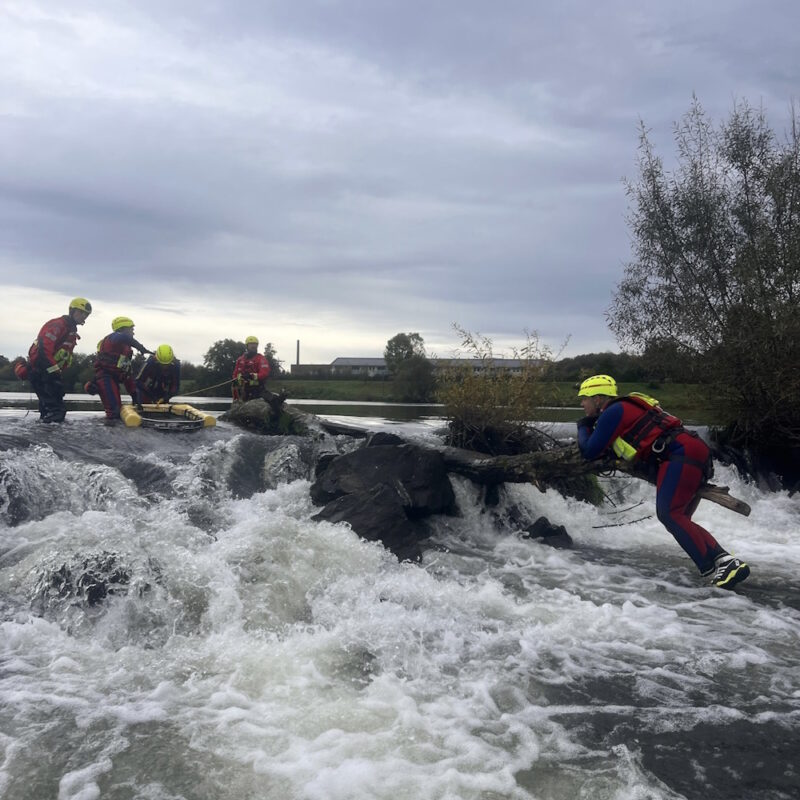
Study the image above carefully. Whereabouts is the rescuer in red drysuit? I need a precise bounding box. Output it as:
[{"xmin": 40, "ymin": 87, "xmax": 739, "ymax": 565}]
[
  {"xmin": 18, "ymin": 297, "xmax": 92, "ymax": 423},
  {"xmin": 231, "ymin": 336, "xmax": 271, "ymax": 401},
  {"xmin": 576, "ymin": 374, "xmax": 750, "ymax": 590}
]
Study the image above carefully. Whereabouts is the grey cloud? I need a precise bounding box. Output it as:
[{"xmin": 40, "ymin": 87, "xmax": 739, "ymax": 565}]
[{"xmin": 1, "ymin": 0, "xmax": 798, "ymax": 363}]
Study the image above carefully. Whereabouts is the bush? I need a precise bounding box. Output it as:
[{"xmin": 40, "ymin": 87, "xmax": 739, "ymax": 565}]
[{"xmin": 437, "ymin": 327, "xmax": 559, "ymax": 455}]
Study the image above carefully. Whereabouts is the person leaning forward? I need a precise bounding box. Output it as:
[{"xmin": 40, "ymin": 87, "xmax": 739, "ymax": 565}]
[
  {"xmin": 232, "ymin": 336, "xmax": 271, "ymax": 401},
  {"xmin": 86, "ymin": 316, "xmax": 152, "ymax": 420},
  {"xmin": 20, "ymin": 297, "xmax": 92, "ymax": 423},
  {"xmin": 136, "ymin": 344, "xmax": 181, "ymax": 404},
  {"xmin": 575, "ymin": 374, "xmax": 750, "ymax": 590}
]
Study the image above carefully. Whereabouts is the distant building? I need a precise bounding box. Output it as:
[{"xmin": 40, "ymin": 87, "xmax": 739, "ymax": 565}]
[
  {"xmin": 290, "ymin": 357, "xmax": 534, "ymax": 378},
  {"xmin": 433, "ymin": 358, "xmax": 529, "ymax": 375},
  {"xmin": 290, "ymin": 358, "xmax": 388, "ymax": 378}
]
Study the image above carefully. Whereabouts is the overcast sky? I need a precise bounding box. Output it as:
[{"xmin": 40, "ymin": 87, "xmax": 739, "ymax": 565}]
[{"xmin": 1, "ymin": 1, "xmax": 798, "ymax": 367}]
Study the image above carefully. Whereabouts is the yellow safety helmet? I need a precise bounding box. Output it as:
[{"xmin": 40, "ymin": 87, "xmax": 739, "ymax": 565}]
[
  {"xmin": 69, "ymin": 297, "xmax": 92, "ymax": 315},
  {"xmin": 155, "ymin": 344, "xmax": 174, "ymax": 365},
  {"xmin": 245, "ymin": 336, "xmax": 259, "ymax": 345},
  {"xmin": 112, "ymin": 316, "xmax": 134, "ymax": 331},
  {"xmin": 577, "ymin": 374, "xmax": 618, "ymax": 397}
]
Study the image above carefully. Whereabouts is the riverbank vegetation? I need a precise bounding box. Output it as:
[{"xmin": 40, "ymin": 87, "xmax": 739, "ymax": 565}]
[
  {"xmin": 612, "ymin": 98, "xmax": 800, "ymax": 486},
  {"xmin": 0, "ymin": 350, "xmax": 717, "ymax": 422}
]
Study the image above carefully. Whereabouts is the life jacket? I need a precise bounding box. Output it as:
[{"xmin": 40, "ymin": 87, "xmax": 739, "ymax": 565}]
[
  {"xmin": 95, "ymin": 333, "xmax": 134, "ymax": 374},
  {"xmin": 606, "ymin": 392, "xmax": 683, "ymax": 462},
  {"xmin": 137, "ymin": 357, "xmax": 180, "ymax": 396},
  {"xmin": 27, "ymin": 315, "xmax": 80, "ymax": 373},
  {"xmin": 233, "ymin": 353, "xmax": 270, "ymax": 384}
]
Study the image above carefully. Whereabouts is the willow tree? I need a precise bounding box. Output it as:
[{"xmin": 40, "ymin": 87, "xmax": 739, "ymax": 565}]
[{"xmin": 611, "ymin": 98, "xmax": 800, "ymax": 482}]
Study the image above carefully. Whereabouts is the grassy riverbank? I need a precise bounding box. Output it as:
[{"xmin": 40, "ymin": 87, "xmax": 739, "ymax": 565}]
[
  {"xmin": 268, "ymin": 379, "xmax": 716, "ymax": 423},
  {"xmin": 269, "ymin": 379, "xmax": 397, "ymax": 402},
  {"xmin": 1, "ymin": 379, "xmax": 718, "ymax": 424}
]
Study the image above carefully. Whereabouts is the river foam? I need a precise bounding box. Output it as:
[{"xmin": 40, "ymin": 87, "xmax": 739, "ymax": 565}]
[{"xmin": 1, "ymin": 414, "xmax": 798, "ymax": 799}]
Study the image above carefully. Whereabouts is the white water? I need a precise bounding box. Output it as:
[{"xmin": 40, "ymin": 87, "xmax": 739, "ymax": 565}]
[{"xmin": 1, "ymin": 414, "xmax": 798, "ymax": 800}]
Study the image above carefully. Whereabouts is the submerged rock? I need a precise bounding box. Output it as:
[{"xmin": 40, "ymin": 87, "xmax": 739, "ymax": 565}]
[
  {"xmin": 311, "ymin": 443, "xmax": 455, "ymax": 516},
  {"xmin": 313, "ymin": 483, "xmax": 428, "ymax": 562},
  {"xmin": 31, "ymin": 551, "xmax": 136, "ymax": 612},
  {"xmin": 262, "ymin": 442, "xmax": 311, "ymax": 489},
  {"xmin": 310, "ymin": 442, "xmax": 456, "ymax": 561},
  {"xmin": 522, "ymin": 516, "xmax": 573, "ymax": 549}
]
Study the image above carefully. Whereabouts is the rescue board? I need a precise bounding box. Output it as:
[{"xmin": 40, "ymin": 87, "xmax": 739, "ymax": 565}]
[{"xmin": 120, "ymin": 403, "xmax": 216, "ymax": 431}]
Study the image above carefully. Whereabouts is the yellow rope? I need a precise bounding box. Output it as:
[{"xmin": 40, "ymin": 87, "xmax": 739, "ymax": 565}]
[{"xmin": 180, "ymin": 379, "xmax": 233, "ymax": 397}]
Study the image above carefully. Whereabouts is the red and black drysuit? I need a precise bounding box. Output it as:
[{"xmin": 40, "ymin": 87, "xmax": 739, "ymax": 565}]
[
  {"xmin": 91, "ymin": 332, "xmax": 149, "ymax": 419},
  {"xmin": 231, "ymin": 352, "xmax": 271, "ymax": 401},
  {"xmin": 136, "ymin": 356, "xmax": 181, "ymax": 404},
  {"xmin": 577, "ymin": 395, "xmax": 725, "ymax": 575},
  {"xmin": 26, "ymin": 315, "xmax": 81, "ymax": 422}
]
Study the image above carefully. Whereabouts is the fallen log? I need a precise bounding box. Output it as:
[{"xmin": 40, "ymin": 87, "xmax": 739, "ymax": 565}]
[
  {"xmin": 440, "ymin": 444, "xmax": 751, "ymax": 516},
  {"xmin": 221, "ymin": 395, "xmax": 751, "ymax": 517}
]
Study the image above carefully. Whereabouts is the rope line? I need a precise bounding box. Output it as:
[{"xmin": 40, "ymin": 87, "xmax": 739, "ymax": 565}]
[{"xmin": 180, "ymin": 379, "xmax": 233, "ymax": 397}]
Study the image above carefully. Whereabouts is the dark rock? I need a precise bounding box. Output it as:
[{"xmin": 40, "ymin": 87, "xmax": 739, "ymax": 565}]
[
  {"xmin": 366, "ymin": 432, "xmax": 405, "ymax": 447},
  {"xmin": 709, "ymin": 432, "xmax": 800, "ymax": 492},
  {"xmin": 314, "ymin": 452, "xmax": 339, "ymax": 480},
  {"xmin": 308, "ymin": 443, "xmax": 456, "ymax": 561},
  {"xmin": 310, "ymin": 444, "xmax": 455, "ymax": 517},
  {"xmin": 522, "ymin": 516, "xmax": 573, "ymax": 549},
  {"xmin": 483, "ymin": 483, "xmax": 501, "ymax": 507},
  {"xmin": 312, "ymin": 484, "xmax": 424, "ymax": 562}
]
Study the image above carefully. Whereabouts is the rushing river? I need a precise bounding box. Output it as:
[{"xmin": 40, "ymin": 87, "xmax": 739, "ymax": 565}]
[{"xmin": 1, "ymin": 408, "xmax": 798, "ymax": 800}]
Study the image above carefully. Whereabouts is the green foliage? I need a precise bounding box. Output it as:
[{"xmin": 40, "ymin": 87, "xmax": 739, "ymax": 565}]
[
  {"xmin": 391, "ymin": 354, "xmax": 436, "ymax": 402},
  {"xmin": 262, "ymin": 342, "xmax": 283, "ymax": 376},
  {"xmin": 60, "ymin": 353, "xmax": 94, "ymax": 392},
  {"xmin": 0, "ymin": 357, "xmax": 18, "ymax": 383},
  {"xmin": 269, "ymin": 379, "xmax": 397, "ymax": 401},
  {"xmin": 437, "ymin": 326, "xmax": 557, "ymax": 454},
  {"xmin": 203, "ymin": 339, "xmax": 243, "ymax": 377},
  {"xmin": 546, "ymin": 351, "xmax": 649, "ymax": 382},
  {"xmin": 382, "ymin": 332, "xmax": 435, "ymax": 402},
  {"xmin": 384, "ymin": 332, "xmax": 425, "ymax": 374},
  {"xmin": 613, "ymin": 98, "xmax": 800, "ymax": 464}
]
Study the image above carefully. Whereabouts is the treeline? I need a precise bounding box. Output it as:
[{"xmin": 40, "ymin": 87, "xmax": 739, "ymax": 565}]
[
  {"xmin": 543, "ymin": 345, "xmax": 702, "ymax": 383},
  {"xmin": 0, "ymin": 343, "xmax": 699, "ymax": 394}
]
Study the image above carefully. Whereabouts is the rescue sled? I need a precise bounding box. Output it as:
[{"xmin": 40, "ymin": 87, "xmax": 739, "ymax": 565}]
[{"xmin": 119, "ymin": 403, "xmax": 216, "ymax": 431}]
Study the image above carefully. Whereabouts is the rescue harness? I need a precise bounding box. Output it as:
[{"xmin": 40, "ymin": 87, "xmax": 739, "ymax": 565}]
[{"xmin": 606, "ymin": 393, "xmax": 711, "ymax": 476}]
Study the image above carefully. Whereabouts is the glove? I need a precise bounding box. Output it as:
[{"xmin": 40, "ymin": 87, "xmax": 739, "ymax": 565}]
[
  {"xmin": 235, "ymin": 374, "xmax": 245, "ymax": 384},
  {"xmin": 249, "ymin": 372, "xmax": 259, "ymax": 384},
  {"xmin": 576, "ymin": 416, "xmax": 596, "ymax": 432}
]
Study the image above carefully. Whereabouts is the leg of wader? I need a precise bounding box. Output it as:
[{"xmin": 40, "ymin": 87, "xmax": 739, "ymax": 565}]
[
  {"xmin": 655, "ymin": 445, "xmax": 725, "ymax": 574},
  {"xmin": 96, "ymin": 371, "xmax": 123, "ymax": 418}
]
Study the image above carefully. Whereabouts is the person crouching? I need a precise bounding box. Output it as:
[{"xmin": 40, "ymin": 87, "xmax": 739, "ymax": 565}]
[{"xmin": 136, "ymin": 344, "xmax": 181, "ymax": 404}]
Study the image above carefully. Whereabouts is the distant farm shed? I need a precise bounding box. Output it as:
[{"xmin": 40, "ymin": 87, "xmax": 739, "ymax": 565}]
[{"xmin": 290, "ymin": 357, "xmax": 534, "ymax": 378}]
